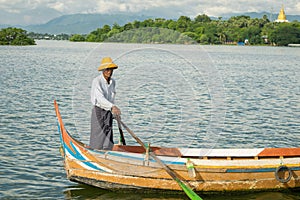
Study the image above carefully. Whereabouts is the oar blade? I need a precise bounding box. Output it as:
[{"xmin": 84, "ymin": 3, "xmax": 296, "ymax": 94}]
[{"xmin": 177, "ymin": 179, "xmax": 203, "ymax": 200}]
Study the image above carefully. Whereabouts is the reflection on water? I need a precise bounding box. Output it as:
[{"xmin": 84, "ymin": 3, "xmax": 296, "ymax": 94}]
[
  {"xmin": 64, "ymin": 184, "xmax": 187, "ymax": 200},
  {"xmin": 63, "ymin": 184, "xmax": 300, "ymax": 200}
]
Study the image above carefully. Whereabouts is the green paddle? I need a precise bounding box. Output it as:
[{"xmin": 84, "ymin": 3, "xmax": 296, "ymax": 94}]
[
  {"xmin": 115, "ymin": 115, "xmax": 126, "ymax": 145},
  {"xmin": 117, "ymin": 118, "xmax": 203, "ymax": 200}
]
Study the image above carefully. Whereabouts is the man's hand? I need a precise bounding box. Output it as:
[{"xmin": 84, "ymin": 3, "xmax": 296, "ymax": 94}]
[{"xmin": 111, "ymin": 105, "xmax": 121, "ymax": 116}]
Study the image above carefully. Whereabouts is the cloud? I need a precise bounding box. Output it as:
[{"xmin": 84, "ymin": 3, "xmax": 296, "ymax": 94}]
[
  {"xmin": 1, "ymin": 0, "xmax": 299, "ymax": 25},
  {"xmin": 47, "ymin": 1, "xmax": 65, "ymax": 12}
]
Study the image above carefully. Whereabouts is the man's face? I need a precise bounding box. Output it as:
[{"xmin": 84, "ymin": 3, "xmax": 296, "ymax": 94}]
[{"xmin": 103, "ymin": 68, "xmax": 114, "ymax": 80}]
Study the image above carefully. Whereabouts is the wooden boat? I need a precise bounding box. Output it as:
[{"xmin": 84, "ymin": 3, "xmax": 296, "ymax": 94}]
[{"xmin": 54, "ymin": 100, "xmax": 300, "ymax": 193}]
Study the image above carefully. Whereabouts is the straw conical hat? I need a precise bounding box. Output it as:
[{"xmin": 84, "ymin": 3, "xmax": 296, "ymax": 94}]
[{"xmin": 98, "ymin": 57, "xmax": 118, "ymax": 71}]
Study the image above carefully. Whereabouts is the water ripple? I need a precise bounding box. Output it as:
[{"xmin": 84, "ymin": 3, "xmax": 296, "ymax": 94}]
[{"xmin": 0, "ymin": 41, "xmax": 299, "ymax": 199}]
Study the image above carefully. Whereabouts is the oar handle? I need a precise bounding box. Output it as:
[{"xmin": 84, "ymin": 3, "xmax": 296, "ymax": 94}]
[
  {"xmin": 115, "ymin": 115, "xmax": 126, "ymax": 145},
  {"xmin": 118, "ymin": 120, "xmax": 146, "ymax": 149}
]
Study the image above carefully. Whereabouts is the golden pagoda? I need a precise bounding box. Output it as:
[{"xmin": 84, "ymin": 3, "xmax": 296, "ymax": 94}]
[{"xmin": 275, "ymin": 5, "xmax": 289, "ymax": 22}]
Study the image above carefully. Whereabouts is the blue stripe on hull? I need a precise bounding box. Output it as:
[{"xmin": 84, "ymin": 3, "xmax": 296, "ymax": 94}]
[
  {"xmin": 64, "ymin": 141, "xmax": 105, "ymax": 171},
  {"xmin": 57, "ymin": 122, "xmax": 105, "ymax": 172}
]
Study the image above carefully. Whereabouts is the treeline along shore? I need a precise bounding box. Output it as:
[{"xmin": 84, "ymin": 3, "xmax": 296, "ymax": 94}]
[
  {"xmin": 69, "ymin": 14, "xmax": 300, "ymax": 46},
  {"xmin": 1, "ymin": 14, "xmax": 300, "ymax": 46},
  {"xmin": 0, "ymin": 27, "xmax": 35, "ymax": 45}
]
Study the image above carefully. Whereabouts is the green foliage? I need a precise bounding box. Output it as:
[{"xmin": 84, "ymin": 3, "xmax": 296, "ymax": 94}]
[
  {"xmin": 106, "ymin": 27, "xmax": 195, "ymax": 44},
  {"xmin": 195, "ymin": 14, "xmax": 211, "ymax": 23},
  {"xmin": 69, "ymin": 34, "xmax": 86, "ymax": 42},
  {"xmin": 269, "ymin": 23, "xmax": 300, "ymax": 46},
  {"xmin": 73, "ymin": 15, "xmax": 300, "ymax": 46},
  {"xmin": 0, "ymin": 27, "xmax": 35, "ymax": 45},
  {"xmin": 199, "ymin": 34, "xmax": 209, "ymax": 44}
]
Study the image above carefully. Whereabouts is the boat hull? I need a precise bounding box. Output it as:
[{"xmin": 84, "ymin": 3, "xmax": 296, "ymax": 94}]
[
  {"xmin": 54, "ymin": 100, "xmax": 300, "ymax": 192},
  {"xmin": 63, "ymin": 155, "xmax": 300, "ymax": 192}
]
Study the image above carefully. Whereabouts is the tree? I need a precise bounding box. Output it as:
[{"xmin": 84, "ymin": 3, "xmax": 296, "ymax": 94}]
[
  {"xmin": 107, "ymin": 28, "xmax": 120, "ymax": 38},
  {"xmin": 167, "ymin": 21, "xmax": 177, "ymax": 30},
  {"xmin": 133, "ymin": 20, "xmax": 141, "ymax": 29},
  {"xmin": 269, "ymin": 23, "xmax": 300, "ymax": 46},
  {"xmin": 176, "ymin": 16, "xmax": 192, "ymax": 32},
  {"xmin": 242, "ymin": 26, "xmax": 262, "ymax": 44},
  {"xmin": 162, "ymin": 19, "xmax": 174, "ymax": 29},
  {"xmin": 112, "ymin": 23, "xmax": 121, "ymax": 30},
  {"xmin": 69, "ymin": 34, "xmax": 85, "ymax": 42},
  {"xmin": 86, "ymin": 34, "xmax": 97, "ymax": 42},
  {"xmin": 228, "ymin": 15, "xmax": 250, "ymax": 28},
  {"xmin": 154, "ymin": 18, "xmax": 166, "ymax": 27},
  {"xmin": 261, "ymin": 15, "xmax": 270, "ymax": 26},
  {"xmin": 202, "ymin": 23, "xmax": 218, "ymax": 43},
  {"xmin": 102, "ymin": 25, "xmax": 111, "ymax": 33},
  {"xmin": 194, "ymin": 14, "xmax": 211, "ymax": 23},
  {"xmin": 0, "ymin": 27, "xmax": 35, "ymax": 45},
  {"xmin": 140, "ymin": 19, "xmax": 154, "ymax": 27},
  {"xmin": 86, "ymin": 27, "xmax": 109, "ymax": 42},
  {"xmin": 123, "ymin": 23, "xmax": 133, "ymax": 31},
  {"xmin": 182, "ymin": 31, "xmax": 198, "ymax": 41},
  {"xmin": 199, "ymin": 34, "xmax": 209, "ymax": 44}
]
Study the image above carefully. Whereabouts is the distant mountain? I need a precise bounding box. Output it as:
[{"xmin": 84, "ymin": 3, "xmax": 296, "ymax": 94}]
[
  {"xmin": 24, "ymin": 13, "xmax": 153, "ymax": 34},
  {"xmin": 0, "ymin": 7, "xmax": 62, "ymax": 26},
  {"xmin": 0, "ymin": 24, "xmax": 11, "ymax": 29}
]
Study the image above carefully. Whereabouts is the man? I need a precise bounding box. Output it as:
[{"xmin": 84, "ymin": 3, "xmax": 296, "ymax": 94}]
[{"xmin": 90, "ymin": 57, "xmax": 121, "ymax": 150}]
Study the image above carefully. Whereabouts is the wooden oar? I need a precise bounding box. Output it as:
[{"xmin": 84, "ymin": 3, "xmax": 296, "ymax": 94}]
[
  {"xmin": 115, "ymin": 115, "xmax": 126, "ymax": 145},
  {"xmin": 116, "ymin": 118, "xmax": 203, "ymax": 200}
]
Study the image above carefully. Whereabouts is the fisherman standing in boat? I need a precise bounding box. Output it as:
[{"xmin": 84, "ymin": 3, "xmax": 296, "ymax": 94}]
[{"xmin": 90, "ymin": 57, "xmax": 121, "ymax": 150}]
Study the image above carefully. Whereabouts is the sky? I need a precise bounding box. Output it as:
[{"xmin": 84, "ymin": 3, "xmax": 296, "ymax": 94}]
[{"xmin": 0, "ymin": 0, "xmax": 299, "ymax": 25}]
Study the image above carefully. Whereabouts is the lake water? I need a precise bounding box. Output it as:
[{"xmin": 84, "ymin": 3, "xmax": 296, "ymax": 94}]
[{"xmin": 0, "ymin": 40, "xmax": 299, "ymax": 199}]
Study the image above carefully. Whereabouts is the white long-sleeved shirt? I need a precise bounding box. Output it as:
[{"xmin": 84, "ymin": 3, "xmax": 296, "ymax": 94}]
[{"xmin": 90, "ymin": 73, "xmax": 116, "ymax": 111}]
